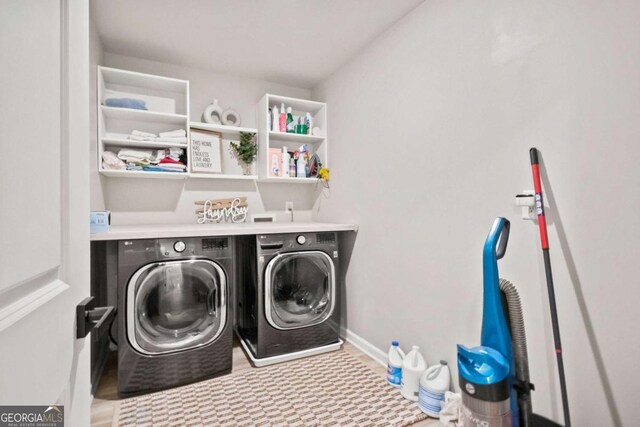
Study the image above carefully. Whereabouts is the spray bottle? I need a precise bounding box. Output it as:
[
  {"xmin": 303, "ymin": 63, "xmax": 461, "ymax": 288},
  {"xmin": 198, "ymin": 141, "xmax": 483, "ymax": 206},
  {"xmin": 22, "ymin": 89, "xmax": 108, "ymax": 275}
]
[
  {"xmin": 279, "ymin": 103, "xmax": 286, "ymax": 132},
  {"xmin": 297, "ymin": 144, "xmax": 308, "ymax": 177},
  {"xmin": 286, "ymin": 107, "xmax": 295, "ymax": 133}
]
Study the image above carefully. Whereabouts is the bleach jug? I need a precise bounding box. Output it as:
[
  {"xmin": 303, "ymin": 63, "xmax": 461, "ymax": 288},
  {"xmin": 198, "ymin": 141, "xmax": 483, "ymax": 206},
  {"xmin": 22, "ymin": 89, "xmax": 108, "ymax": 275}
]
[
  {"xmin": 387, "ymin": 341, "xmax": 405, "ymax": 387},
  {"xmin": 418, "ymin": 360, "xmax": 451, "ymax": 417},
  {"xmin": 401, "ymin": 346, "xmax": 427, "ymax": 401}
]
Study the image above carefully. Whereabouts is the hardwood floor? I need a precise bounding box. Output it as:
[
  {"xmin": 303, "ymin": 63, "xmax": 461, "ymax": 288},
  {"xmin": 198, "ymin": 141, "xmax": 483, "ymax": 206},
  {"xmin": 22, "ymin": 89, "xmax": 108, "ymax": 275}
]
[{"xmin": 90, "ymin": 338, "xmax": 438, "ymax": 426}]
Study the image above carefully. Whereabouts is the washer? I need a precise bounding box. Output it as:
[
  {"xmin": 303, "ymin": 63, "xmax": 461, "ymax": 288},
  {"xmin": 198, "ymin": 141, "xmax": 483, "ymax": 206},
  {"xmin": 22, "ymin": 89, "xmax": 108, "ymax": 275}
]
[
  {"xmin": 117, "ymin": 237, "xmax": 233, "ymax": 396},
  {"xmin": 236, "ymin": 232, "xmax": 342, "ymax": 366}
]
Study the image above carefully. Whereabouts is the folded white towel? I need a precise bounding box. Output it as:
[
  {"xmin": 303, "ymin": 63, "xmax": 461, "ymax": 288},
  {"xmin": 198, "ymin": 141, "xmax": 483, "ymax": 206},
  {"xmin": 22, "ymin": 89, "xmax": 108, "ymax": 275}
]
[
  {"xmin": 156, "ymin": 136, "xmax": 187, "ymax": 144},
  {"xmin": 102, "ymin": 151, "xmax": 126, "ymax": 170},
  {"xmin": 158, "ymin": 129, "xmax": 186, "ymax": 138},
  {"xmin": 131, "ymin": 130, "xmax": 157, "ymax": 138},
  {"xmin": 103, "ymin": 161, "xmax": 126, "ymax": 170},
  {"xmin": 158, "ymin": 163, "xmax": 186, "ymax": 169},
  {"xmin": 118, "ymin": 149, "xmax": 154, "ymax": 162},
  {"xmin": 129, "ymin": 135, "xmax": 156, "ymax": 141}
]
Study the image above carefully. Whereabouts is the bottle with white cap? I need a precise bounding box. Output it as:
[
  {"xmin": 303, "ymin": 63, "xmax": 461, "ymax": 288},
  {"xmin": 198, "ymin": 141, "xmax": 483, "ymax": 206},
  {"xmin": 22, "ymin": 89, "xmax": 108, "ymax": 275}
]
[
  {"xmin": 418, "ymin": 360, "xmax": 451, "ymax": 417},
  {"xmin": 271, "ymin": 105, "xmax": 279, "ymax": 132},
  {"xmin": 286, "ymin": 107, "xmax": 295, "ymax": 133},
  {"xmin": 281, "ymin": 146, "xmax": 290, "ymax": 178},
  {"xmin": 387, "ymin": 341, "xmax": 405, "ymax": 388},
  {"xmin": 401, "ymin": 345, "xmax": 427, "ymax": 401},
  {"xmin": 279, "ymin": 103, "xmax": 286, "ymax": 132}
]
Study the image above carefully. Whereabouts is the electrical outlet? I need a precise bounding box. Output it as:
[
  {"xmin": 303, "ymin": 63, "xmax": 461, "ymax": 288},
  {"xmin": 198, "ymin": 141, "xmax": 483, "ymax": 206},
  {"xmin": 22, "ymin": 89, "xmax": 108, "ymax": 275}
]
[{"xmin": 285, "ymin": 201, "xmax": 294, "ymax": 212}]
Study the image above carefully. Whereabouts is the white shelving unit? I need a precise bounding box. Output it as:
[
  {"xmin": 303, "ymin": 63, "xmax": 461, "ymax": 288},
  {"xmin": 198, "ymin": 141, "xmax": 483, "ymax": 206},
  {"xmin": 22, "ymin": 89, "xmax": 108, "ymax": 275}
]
[
  {"xmin": 188, "ymin": 122, "xmax": 259, "ymax": 180},
  {"xmin": 97, "ymin": 66, "xmax": 190, "ymax": 179},
  {"xmin": 257, "ymin": 94, "xmax": 327, "ymax": 183}
]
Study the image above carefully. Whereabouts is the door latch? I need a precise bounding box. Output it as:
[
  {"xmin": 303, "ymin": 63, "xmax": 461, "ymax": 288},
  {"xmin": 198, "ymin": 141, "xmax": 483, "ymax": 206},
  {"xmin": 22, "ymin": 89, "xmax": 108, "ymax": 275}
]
[{"xmin": 76, "ymin": 296, "xmax": 115, "ymax": 339}]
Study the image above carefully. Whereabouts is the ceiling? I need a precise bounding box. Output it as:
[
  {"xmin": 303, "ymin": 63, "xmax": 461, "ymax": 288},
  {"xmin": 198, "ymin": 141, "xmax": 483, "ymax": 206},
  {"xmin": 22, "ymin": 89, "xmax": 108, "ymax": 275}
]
[{"xmin": 91, "ymin": 0, "xmax": 424, "ymax": 88}]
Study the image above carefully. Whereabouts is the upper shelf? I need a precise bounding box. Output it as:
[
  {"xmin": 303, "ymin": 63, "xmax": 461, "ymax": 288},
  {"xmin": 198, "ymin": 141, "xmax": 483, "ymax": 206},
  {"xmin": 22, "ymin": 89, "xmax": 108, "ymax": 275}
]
[
  {"xmin": 189, "ymin": 121, "xmax": 258, "ymax": 137},
  {"xmin": 101, "ymin": 106, "xmax": 188, "ymax": 125},
  {"xmin": 268, "ymin": 131, "xmax": 325, "ymax": 144},
  {"xmin": 267, "ymin": 93, "xmax": 326, "ymax": 114},
  {"xmin": 100, "ymin": 66, "xmax": 188, "ymax": 93}
]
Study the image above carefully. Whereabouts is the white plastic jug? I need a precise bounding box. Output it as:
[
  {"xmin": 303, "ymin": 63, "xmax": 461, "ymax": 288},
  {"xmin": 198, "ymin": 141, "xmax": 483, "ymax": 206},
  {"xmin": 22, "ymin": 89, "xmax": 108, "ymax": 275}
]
[
  {"xmin": 401, "ymin": 345, "xmax": 427, "ymax": 401},
  {"xmin": 386, "ymin": 341, "xmax": 405, "ymax": 387},
  {"xmin": 418, "ymin": 360, "xmax": 451, "ymax": 417}
]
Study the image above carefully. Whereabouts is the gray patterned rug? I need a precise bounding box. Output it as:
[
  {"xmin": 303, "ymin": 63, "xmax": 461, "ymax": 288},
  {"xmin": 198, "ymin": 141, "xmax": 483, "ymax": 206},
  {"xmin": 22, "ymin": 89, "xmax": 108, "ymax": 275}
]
[{"xmin": 117, "ymin": 350, "xmax": 427, "ymax": 426}]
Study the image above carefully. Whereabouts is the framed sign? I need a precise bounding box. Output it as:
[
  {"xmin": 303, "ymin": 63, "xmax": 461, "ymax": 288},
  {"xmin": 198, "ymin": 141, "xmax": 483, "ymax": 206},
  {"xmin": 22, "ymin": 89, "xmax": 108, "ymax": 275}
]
[{"xmin": 190, "ymin": 128, "xmax": 222, "ymax": 173}]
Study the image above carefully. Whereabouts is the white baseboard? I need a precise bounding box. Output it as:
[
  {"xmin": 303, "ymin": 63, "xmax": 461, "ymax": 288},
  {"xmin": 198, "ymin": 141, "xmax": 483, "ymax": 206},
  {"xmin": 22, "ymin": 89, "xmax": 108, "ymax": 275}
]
[{"xmin": 340, "ymin": 327, "xmax": 387, "ymax": 367}]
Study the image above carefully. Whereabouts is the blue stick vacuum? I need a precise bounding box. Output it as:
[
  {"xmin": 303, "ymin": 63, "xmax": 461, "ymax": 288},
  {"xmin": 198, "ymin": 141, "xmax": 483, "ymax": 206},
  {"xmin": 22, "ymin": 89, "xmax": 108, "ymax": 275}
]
[
  {"xmin": 458, "ymin": 217, "xmax": 525, "ymax": 426},
  {"xmin": 457, "ymin": 217, "xmax": 568, "ymax": 427}
]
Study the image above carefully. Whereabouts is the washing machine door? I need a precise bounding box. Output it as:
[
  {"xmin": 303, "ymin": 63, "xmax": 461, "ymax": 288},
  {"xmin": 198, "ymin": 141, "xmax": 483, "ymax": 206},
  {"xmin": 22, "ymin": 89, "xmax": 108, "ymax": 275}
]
[
  {"xmin": 127, "ymin": 259, "xmax": 226, "ymax": 355},
  {"xmin": 265, "ymin": 251, "xmax": 336, "ymax": 330}
]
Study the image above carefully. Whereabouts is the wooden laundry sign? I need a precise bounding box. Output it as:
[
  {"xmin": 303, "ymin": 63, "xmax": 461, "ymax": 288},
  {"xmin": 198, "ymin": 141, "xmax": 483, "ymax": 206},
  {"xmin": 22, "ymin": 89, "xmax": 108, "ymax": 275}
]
[
  {"xmin": 190, "ymin": 128, "xmax": 222, "ymax": 173},
  {"xmin": 196, "ymin": 197, "xmax": 248, "ymax": 224}
]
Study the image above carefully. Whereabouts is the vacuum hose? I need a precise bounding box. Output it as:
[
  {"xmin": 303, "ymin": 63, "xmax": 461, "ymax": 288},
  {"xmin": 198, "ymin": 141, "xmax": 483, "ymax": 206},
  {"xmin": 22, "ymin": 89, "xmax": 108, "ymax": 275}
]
[{"xmin": 499, "ymin": 278, "xmax": 534, "ymax": 427}]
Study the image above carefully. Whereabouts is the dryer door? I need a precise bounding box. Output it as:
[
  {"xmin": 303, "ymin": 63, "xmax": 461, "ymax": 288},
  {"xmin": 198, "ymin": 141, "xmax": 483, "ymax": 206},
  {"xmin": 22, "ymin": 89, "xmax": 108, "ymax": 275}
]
[
  {"xmin": 127, "ymin": 259, "xmax": 227, "ymax": 355},
  {"xmin": 265, "ymin": 251, "xmax": 336, "ymax": 330}
]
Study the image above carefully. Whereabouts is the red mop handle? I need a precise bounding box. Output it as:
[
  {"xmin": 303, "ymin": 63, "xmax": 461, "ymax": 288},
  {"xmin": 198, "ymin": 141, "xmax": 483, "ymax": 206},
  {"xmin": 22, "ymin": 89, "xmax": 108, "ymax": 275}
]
[
  {"xmin": 529, "ymin": 147, "xmax": 572, "ymax": 427},
  {"xmin": 530, "ymin": 149, "xmax": 549, "ymax": 249}
]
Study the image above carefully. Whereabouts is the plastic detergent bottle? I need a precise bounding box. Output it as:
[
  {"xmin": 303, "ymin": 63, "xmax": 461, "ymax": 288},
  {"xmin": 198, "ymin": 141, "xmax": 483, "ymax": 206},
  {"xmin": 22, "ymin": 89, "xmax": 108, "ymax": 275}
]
[
  {"xmin": 281, "ymin": 147, "xmax": 290, "ymax": 178},
  {"xmin": 289, "ymin": 158, "xmax": 296, "ymax": 177},
  {"xmin": 304, "ymin": 112, "xmax": 312, "ymax": 134},
  {"xmin": 286, "ymin": 107, "xmax": 295, "ymax": 133},
  {"xmin": 272, "ymin": 105, "xmax": 279, "ymax": 132},
  {"xmin": 279, "ymin": 103, "xmax": 286, "ymax": 132},
  {"xmin": 387, "ymin": 341, "xmax": 405, "ymax": 388},
  {"xmin": 418, "ymin": 361, "xmax": 451, "ymax": 417},
  {"xmin": 296, "ymin": 156, "xmax": 306, "ymax": 178},
  {"xmin": 401, "ymin": 346, "xmax": 427, "ymax": 401}
]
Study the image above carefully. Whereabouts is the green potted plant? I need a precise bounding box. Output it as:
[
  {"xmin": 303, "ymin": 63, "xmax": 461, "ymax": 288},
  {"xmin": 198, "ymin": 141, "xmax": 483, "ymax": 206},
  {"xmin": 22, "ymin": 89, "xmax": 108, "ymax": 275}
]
[{"xmin": 230, "ymin": 132, "xmax": 258, "ymax": 175}]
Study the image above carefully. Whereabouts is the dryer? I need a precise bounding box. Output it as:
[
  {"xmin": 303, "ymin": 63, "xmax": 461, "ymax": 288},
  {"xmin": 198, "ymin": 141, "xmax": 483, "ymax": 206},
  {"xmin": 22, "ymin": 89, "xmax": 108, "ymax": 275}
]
[
  {"xmin": 117, "ymin": 237, "xmax": 233, "ymax": 396},
  {"xmin": 236, "ymin": 232, "xmax": 342, "ymax": 366}
]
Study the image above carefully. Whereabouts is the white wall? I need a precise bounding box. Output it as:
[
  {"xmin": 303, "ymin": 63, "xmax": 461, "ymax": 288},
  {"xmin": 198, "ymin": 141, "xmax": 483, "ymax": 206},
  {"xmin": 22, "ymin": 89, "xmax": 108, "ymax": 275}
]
[
  {"xmin": 312, "ymin": 1, "xmax": 640, "ymax": 425},
  {"xmin": 91, "ymin": 52, "xmax": 320, "ymax": 224}
]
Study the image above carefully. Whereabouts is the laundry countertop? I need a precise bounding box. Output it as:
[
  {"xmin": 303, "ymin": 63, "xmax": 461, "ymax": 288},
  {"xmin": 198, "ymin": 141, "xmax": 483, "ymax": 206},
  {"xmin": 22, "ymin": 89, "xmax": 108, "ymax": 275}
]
[{"xmin": 90, "ymin": 221, "xmax": 359, "ymax": 241}]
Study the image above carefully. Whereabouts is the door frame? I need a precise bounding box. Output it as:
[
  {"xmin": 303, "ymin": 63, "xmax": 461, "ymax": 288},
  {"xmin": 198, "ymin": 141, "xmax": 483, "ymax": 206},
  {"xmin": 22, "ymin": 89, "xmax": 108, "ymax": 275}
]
[{"xmin": 0, "ymin": 0, "xmax": 90, "ymax": 425}]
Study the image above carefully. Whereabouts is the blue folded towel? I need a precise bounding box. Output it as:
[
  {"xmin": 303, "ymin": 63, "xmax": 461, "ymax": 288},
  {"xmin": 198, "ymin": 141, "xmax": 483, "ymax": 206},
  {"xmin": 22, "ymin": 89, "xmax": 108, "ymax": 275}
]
[
  {"xmin": 104, "ymin": 98, "xmax": 147, "ymax": 110},
  {"xmin": 143, "ymin": 166, "xmax": 186, "ymax": 173}
]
